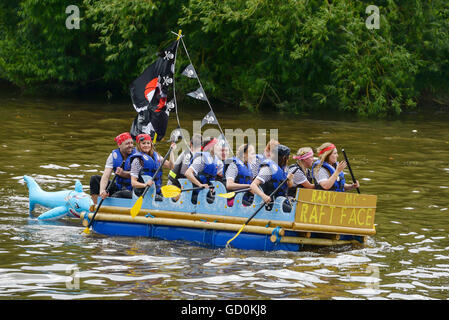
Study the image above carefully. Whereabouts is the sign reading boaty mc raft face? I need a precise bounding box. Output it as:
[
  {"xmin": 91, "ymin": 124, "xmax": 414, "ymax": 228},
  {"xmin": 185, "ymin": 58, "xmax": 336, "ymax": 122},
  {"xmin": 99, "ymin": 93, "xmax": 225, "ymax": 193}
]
[{"xmin": 294, "ymin": 189, "xmax": 377, "ymax": 236}]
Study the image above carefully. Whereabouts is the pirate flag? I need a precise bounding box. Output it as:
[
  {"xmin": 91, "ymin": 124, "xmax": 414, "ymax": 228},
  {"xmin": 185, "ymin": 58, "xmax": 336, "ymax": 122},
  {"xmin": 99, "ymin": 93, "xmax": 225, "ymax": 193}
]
[
  {"xmin": 187, "ymin": 87, "xmax": 207, "ymax": 101},
  {"xmin": 129, "ymin": 40, "xmax": 178, "ymax": 141},
  {"xmin": 181, "ymin": 64, "xmax": 198, "ymax": 79},
  {"xmin": 201, "ymin": 110, "xmax": 219, "ymax": 128}
]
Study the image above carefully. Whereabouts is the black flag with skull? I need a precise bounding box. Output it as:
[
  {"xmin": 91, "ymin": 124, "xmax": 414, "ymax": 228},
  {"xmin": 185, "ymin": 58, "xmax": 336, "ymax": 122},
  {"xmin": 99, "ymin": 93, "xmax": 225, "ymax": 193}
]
[{"xmin": 129, "ymin": 40, "xmax": 178, "ymax": 141}]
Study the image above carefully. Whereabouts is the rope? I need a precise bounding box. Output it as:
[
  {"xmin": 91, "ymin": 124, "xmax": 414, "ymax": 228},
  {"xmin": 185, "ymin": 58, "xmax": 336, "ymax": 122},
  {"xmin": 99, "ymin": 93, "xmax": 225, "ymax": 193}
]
[
  {"xmin": 179, "ymin": 36, "xmax": 235, "ymax": 157},
  {"xmin": 271, "ymin": 226, "xmax": 282, "ymax": 244}
]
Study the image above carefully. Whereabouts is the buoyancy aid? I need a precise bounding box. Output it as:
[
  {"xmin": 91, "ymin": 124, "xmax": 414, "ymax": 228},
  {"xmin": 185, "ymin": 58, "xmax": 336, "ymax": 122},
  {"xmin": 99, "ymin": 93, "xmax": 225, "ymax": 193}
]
[
  {"xmin": 129, "ymin": 150, "xmax": 163, "ymax": 193},
  {"xmin": 195, "ymin": 152, "xmax": 218, "ymax": 185},
  {"xmin": 225, "ymin": 157, "xmax": 252, "ymax": 185},
  {"xmin": 287, "ymin": 164, "xmax": 313, "ymax": 198},
  {"xmin": 311, "ymin": 160, "xmax": 345, "ymax": 192},
  {"xmin": 259, "ymin": 159, "xmax": 288, "ymax": 198},
  {"xmin": 112, "ymin": 148, "xmax": 136, "ymax": 191}
]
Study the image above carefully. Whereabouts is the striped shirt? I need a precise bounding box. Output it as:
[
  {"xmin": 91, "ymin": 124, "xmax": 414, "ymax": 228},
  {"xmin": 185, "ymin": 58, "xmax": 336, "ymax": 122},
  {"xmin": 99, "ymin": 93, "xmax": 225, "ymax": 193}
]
[
  {"xmin": 130, "ymin": 153, "xmax": 164, "ymax": 178},
  {"xmin": 288, "ymin": 166, "xmax": 309, "ymax": 187}
]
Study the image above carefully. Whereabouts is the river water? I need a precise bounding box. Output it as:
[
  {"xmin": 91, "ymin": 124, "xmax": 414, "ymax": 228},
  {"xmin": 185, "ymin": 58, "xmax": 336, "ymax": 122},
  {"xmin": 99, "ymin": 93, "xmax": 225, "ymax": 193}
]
[{"xmin": 0, "ymin": 94, "xmax": 448, "ymax": 300}]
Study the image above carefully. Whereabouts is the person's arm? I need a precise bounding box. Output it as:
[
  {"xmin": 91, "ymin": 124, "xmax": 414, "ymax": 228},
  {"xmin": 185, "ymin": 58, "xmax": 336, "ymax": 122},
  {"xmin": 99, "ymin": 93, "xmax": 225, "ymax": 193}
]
[
  {"xmin": 344, "ymin": 180, "xmax": 360, "ymax": 190},
  {"xmin": 286, "ymin": 172, "xmax": 294, "ymax": 188},
  {"xmin": 130, "ymin": 158, "xmax": 153, "ymax": 189},
  {"xmin": 301, "ymin": 181, "xmax": 315, "ymax": 189},
  {"xmin": 319, "ymin": 161, "xmax": 346, "ymax": 190},
  {"xmin": 131, "ymin": 175, "xmax": 152, "ymax": 189},
  {"xmin": 185, "ymin": 167, "xmax": 209, "ymax": 189},
  {"xmin": 162, "ymin": 142, "xmax": 176, "ymax": 169},
  {"xmin": 225, "ymin": 163, "xmax": 250, "ymax": 191},
  {"xmin": 290, "ymin": 168, "xmax": 315, "ymax": 189},
  {"xmin": 99, "ymin": 167, "xmax": 113, "ymax": 199},
  {"xmin": 226, "ymin": 179, "xmax": 250, "ymax": 191},
  {"xmin": 115, "ymin": 166, "xmax": 131, "ymax": 179},
  {"xmin": 250, "ymin": 178, "xmax": 271, "ymax": 203}
]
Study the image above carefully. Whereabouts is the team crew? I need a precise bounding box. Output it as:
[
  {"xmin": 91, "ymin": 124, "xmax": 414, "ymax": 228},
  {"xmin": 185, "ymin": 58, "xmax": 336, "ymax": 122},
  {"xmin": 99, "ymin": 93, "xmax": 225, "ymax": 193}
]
[{"xmin": 90, "ymin": 132, "xmax": 361, "ymax": 210}]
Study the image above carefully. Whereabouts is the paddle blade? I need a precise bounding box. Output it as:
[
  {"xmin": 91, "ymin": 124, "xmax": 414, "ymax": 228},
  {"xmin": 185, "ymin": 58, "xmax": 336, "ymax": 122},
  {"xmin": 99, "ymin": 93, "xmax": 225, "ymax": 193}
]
[
  {"xmin": 82, "ymin": 227, "xmax": 91, "ymax": 235},
  {"xmin": 226, "ymin": 224, "xmax": 246, "ymax": 247},
  {"xmin": 130, "ymin": 196, "xmax": 143, "ymax": 218},
  {"xmin": 161, "ymin": 185, "xmax": 181, "ymax": 198},
  {"xmin": 218, "ymin": 192, "xmax": 236, "ymax": 199}
]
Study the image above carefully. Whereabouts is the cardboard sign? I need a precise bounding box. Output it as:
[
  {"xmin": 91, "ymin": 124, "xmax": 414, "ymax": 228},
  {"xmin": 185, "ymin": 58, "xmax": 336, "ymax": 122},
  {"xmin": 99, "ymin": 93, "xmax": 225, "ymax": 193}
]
[{"xmin": 294, "ymin": 189, "xmax": 377, "ymax": 235}]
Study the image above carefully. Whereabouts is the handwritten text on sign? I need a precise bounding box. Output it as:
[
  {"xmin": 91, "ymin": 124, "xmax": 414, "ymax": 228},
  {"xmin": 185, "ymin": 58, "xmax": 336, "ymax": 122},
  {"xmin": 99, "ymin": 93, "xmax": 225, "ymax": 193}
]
[{"xmin": 295, "ymin": 189, "xmax": 377, "ymax": 234}]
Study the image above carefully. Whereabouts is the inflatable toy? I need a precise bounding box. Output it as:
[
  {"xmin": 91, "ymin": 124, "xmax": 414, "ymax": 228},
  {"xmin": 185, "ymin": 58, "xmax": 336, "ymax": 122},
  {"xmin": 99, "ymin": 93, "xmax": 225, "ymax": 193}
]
[{"xmin": 23, "ymin": 175, "xmax": 93, "ymax": 220}]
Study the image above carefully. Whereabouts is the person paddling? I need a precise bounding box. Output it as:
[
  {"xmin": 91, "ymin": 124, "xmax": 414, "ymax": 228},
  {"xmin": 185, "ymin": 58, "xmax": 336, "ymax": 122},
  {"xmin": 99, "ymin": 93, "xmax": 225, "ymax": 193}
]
[
  {"xmin": 184, "ymin": 136, "xmax": 220, "ymax": 204},
  {"xmin": 167, "ymin": 134, "xmax": 203, "ymax": 189},
  {"xmin": 311, "ymin": 142, "xmax": 360, "ymax": 192},
  {"xmin": 251, "ymin": 139, "xmax": 279, "ymax": 178},
  {"xmin": 224, "ymin": 143, "xmax": 256, "ymax": 206},
  {"xmin": 89, "ymin": 132, "xmax": 136, "ymax": 204},
  {"xmin": 287, "ymin": 147, "xmax": 315, "ymax": 198},
  {"xmin": 130, "ymin": 134, "xmax": 175, "ymax": 200},
  {"xmin": 250, "ymin": 144, "xmax": 293, "ymax": 212}
]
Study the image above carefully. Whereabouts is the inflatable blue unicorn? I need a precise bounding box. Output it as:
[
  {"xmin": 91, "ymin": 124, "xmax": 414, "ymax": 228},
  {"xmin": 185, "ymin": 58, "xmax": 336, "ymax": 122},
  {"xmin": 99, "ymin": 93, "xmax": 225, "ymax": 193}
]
[{"xmin": 23, "ymin": 175, "xmax": 93, "ymax": 221}]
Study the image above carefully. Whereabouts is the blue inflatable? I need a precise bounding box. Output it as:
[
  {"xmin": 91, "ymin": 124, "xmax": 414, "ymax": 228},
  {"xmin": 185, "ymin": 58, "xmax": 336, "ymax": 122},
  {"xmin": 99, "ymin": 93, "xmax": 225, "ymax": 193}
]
[{"xmin": 23, "ymin": 175, "xmax": 93, "ymax": 221}]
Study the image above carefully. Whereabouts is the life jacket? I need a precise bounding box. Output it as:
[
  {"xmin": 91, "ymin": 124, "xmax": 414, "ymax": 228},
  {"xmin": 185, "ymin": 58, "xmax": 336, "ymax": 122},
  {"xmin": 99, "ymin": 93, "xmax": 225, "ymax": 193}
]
[
  {"xmin": 259, "ymin": 159, "xmax": 288, "ymax": 198},
  {"xmin": 112, "ymin": 148, "xmax": 136, "ymax": 191},
  {"xmin": 287, "ymin": 164, "xmax": 313, "ymax": 198},
  {"xmin": 129, "ymin": 150, "xmax": 163, "ymax": 193},
  {"xmin": 225, "ymin": 157, "xmax": 252, "ymax": 185},
  {"xmin": 311, "ymin": 160, "xmax": 345, "ymax": 192},
  {"xmin": 195, "ymin": 152, "xmax": 218, "ymax": 185}
]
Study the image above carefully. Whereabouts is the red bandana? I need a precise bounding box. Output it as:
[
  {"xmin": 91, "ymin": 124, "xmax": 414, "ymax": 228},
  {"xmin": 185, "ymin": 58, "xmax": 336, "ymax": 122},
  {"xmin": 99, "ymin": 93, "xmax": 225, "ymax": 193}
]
[
  {"xmin": 202, "ymin": 138, "xmax": 218, "ymax": 152},
  {"xmin": 318, "ymin": 144, "xmax": 336, "ymax": 155},
  {"xmin": 136, "ymin": 134, "xmax": 152, "ymax": 142},
  {"xmin": 114, "ymin": 132, "xmax": 132, "ymax": 146}
]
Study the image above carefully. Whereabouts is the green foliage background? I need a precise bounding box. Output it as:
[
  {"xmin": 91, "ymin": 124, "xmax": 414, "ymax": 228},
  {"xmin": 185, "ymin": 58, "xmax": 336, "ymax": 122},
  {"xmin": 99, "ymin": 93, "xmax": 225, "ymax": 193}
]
[{"xmin": 0, "ymin": 0, "xmax": 448, "ymax": 116}]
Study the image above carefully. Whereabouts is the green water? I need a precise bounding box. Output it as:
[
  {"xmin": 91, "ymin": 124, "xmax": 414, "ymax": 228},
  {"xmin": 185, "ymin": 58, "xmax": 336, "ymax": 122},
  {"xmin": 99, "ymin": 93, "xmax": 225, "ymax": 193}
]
[{"xmin": 0, "ymin": 94, "xmax": 448, "ymax": 300}]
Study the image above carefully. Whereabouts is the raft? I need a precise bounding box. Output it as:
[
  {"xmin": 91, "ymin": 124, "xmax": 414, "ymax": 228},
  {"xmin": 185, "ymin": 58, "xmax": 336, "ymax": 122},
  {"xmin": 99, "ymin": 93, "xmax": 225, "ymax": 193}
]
[{"xmin": 81, "ymin": 179, "xmax": 377, "ymax": 252}]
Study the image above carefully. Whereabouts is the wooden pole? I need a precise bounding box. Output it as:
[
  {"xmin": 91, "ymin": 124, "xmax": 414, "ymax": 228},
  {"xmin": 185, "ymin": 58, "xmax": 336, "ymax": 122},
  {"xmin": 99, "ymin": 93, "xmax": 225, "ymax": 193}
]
[
  {"xmin": 90, "ymin": 205, "xmax": 294, "ymax": 229},
  {"xmin": 82, "ymin": 212, "xmax": 285, "ymax": 237},
  {"xmin": 293, "ymin": 222, "xmax": 376, "ymax": 236},
  {"xmin": 271, "ymin": 235, "xmax": 360, "ymax": 246}
]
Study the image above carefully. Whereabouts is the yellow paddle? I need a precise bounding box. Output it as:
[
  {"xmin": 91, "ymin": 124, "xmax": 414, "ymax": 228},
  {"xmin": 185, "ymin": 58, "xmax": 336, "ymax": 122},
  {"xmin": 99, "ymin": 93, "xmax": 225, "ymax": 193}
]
[
  {"xmin": 226, "ymin": 166, "xmax": 299, "ymax": 247},
  {"xmin": 130, "ymin": 138, "xmax": 177, "ymax": 218},
  {"xmin": 160, "ymin": 185, "xmax": 205, "ymax": 198},
  {"xmin": 217, "ymin": 187, "xmax": 251, "ymax": 199}
]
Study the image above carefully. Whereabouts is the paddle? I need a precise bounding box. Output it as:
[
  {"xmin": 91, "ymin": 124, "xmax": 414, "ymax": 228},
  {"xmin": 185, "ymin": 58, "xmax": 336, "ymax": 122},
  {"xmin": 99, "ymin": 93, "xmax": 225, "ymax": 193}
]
[
  {"xmin": 218, "ymin": 187, "xmax": 251, "ymax": 199},
  {"xmin": 83, "ymin": 160, "xmax": 125, "ymax": 234},
  {"xmin": 226, "ymin": 166, "xmax": 299, "ymax": 247},
  {"xmin": 130, "ymin": 139, "xmax": 177, "ymax": 218},
  {"xmin": 161, "ymin": 185, "xmax": 206, "ymax": 198},
  {"xmin": 341, "ymin": 149, "xmax": 360, "ymax": 194}
]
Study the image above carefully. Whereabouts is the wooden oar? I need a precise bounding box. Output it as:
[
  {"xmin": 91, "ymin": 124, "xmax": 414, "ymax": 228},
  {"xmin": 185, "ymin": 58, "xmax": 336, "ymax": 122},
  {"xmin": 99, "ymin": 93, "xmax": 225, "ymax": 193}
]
[
  {"xmin": 130, "ymin": 142, "xmax": 175, "ymax": 218},
  {"xmin": 218, "ymin": 187, "xmax": 251, "ymax": 199},
  {"xmin": 161, "ymin": 185, "xmax": 205, "ymax": 198},
  {"xmin": 342, "ymin": 149, "xmax": 360, "ymax": 194},
  {"xmin": 226, "ymin": 166, "xmax": 299, "ymax": 247},
  {"xmin": 83, "ymin": 160, "xmax": 125, "ymax": 234}
]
